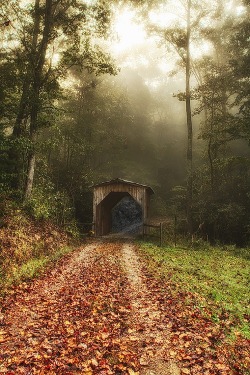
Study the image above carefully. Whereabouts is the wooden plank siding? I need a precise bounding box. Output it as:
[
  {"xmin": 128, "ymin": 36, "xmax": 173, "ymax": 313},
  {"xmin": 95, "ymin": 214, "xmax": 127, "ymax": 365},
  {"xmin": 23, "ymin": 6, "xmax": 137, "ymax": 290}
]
[{"xmin": 92, "ymin": 179, "xmax": 153, "ymax": 236}]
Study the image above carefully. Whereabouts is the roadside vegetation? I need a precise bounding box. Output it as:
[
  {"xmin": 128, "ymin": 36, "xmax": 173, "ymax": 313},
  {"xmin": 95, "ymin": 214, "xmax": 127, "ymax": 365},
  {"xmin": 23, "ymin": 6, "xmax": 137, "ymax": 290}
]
[
  {"xmin": 139, "ymin": 242, "xmax": 250, "ymax": 339},
  {"xmin": 0, "ymin": 202, "xmax": 79, "ymax": 295}
]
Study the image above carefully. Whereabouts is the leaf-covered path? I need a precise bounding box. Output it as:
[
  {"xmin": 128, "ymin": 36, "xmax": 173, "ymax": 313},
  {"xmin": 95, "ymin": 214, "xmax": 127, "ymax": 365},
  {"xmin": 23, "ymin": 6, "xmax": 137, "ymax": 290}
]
[{"xmin": 0, "ymin": 242, "xmax": 249, "ymax": 375}]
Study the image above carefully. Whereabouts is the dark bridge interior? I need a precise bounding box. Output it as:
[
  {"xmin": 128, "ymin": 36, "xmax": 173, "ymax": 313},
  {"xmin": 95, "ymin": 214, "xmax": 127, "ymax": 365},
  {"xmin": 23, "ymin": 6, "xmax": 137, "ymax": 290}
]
[{"xmin": 96, "ymin": 192, "xmax": 142, "ymax": 236}]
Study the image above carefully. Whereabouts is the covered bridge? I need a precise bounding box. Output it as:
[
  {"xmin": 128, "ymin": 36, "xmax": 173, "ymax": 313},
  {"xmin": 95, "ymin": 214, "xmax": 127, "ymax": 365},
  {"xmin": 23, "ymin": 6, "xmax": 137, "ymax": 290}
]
[{"xmin": 92, "ymin": 178, "xmax": 154, "ymax": 236}]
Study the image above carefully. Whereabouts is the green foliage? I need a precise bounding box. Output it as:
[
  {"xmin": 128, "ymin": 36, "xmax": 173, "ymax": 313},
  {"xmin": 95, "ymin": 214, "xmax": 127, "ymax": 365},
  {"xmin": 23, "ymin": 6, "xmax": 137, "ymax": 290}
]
[
  {"xmin": 0, "ymin": 136, "xmax": 12, "ymax": 194},
  {"xmin": 140, "ymin": 243, "xmax": 250, "ymax": 338},
  {"xmin": 1, "ymin": 0, "xmax": 250, "ymax": 248},
  {"xmin": 2, "ymin": 246, "xmax": 73, "ymax": 291},
  {"xmin": 6, "ymin": 246, "xmax": 73, "ymax": 289},
  {"xmin": 24, "ymin": 184, "xmax": 57, "ymax": 221},
  {"xmin": 150, "ymin": 196, "xmax": 168, "ymax": 216},
  {"xmin": 0, "ymin": 204, "xmax": 76, "ymax": 292},
  {"xmin": 0, "ymin": 48, "xmax": 24, "ymax": 114},
  {"xmin": 190, "ymin": 156, "xmax": 250, "ymax": 245},
  {"xmin": 230, "ymin": 2, "xmax": 250, "ymax": 141},
  {"xmin": 0, "ymin": 0, "xmax": 118, "ymax": 201},
  {"xmin": 0, "ymin": 135, "xmax": 34, "ymax": 196},
  {"xmin": 188, "ymin": 11, "xmax": 250, "ymax": 245},
  {"xmin": 24, "ymin": 178, "xmax": 75, "ymax": 226},
  {"xmin": 170, "ymin": 185, "xmax": 187, "ymax": 212}
]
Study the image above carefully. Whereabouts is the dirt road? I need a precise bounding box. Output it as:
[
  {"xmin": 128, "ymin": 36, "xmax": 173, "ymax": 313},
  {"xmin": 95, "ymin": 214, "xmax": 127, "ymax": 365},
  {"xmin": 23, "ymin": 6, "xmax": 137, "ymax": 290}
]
[{"xmin": 0, "ymin": 242, "xmax": 248, "ymax": 374}]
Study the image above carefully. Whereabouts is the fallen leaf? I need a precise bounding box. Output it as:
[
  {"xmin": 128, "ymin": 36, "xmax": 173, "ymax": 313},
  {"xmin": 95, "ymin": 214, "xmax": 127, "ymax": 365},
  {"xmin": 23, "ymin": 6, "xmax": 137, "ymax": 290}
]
[
  {"xmin": 128, "ymin": 369, "xmax": 139, "ymax": 375},
  {"xmin": 169, "ymin": 350, "xmax": 177, "ymax": 357},
  {"xmin": 215, "ymin": 363, "xmax": 228, "ymax": 370},
  {"xmin": 139, "ymin": 358, "xmax": 149, "ymax": 366},
  {"xmin": 181, "ymin": 368, "xmax": 190, "ymax": 374},
  {"xmin": 91, "ymin": 358, "xmax": 98, "ymax": 367}
]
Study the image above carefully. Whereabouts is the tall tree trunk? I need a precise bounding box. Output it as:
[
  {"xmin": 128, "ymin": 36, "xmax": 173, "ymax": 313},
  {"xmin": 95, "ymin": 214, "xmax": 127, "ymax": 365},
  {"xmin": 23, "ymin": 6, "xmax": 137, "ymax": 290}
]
[
  {"xmin": 24, "ymin": 0, "xmax": 53, "ymax": 200},
  {"xmin": 186, "ymin": 0, "xmax": 193, "ymax": 234},
  {"xmin": 12, "ymin": 79, "xmax": 30, "ymax": 138},
  {"xmin": 10, "ymin": 0, "xmax": 41, "ymax": 193},
  {"xmin": 13, "ymin": 0, "xmax": 41, "ymax": 135},
  {"xmin": 24, "ymin": 151, "xmax": 36, "ymax": 200}
]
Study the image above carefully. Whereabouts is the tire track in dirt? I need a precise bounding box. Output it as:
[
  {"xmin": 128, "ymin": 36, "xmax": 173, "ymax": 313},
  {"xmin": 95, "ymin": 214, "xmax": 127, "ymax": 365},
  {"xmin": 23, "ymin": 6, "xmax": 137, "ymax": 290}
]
[
  {"xmin": 1, "ymin": 241, "xmax": 244, "ymax": 374},
  {"xmin": 41, "ymin": 243, "xmax": 98, "ymax": 296},
  {"xmin": 2, "ymin": 244, "xmax": 98, "ymax": 323},
  {"xmin": 0, "ymin": 244, "xmax": 99, "ymax": 369},
  {"xmin": 0, "ymin": 242, "xmax": 141, "ymax": 374},
  {"xmin": 121, "ymin": 244, "xmax": 180, "ymax": 375}
]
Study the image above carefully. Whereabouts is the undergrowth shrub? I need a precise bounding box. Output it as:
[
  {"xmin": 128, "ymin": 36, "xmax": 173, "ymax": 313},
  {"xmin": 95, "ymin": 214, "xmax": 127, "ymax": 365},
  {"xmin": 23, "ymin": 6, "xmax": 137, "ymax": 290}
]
[
  {"xmin": 0, "ymin": 203, "xmax": 75, "ymax": 290},
  {"xmin": 24, "ymin": 179, "xmax": 74, "ymax": 226}
]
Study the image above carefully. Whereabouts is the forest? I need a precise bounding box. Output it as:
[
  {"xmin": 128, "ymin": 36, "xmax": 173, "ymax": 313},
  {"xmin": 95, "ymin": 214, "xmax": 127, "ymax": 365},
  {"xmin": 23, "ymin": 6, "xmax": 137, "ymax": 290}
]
[
  {"xmin": 0, "ymin": 2, "xmax": 250, "ymax": 373},
  {"xmin": 0, "ymin": 0, "xmax": 250, "ymax": 246}
]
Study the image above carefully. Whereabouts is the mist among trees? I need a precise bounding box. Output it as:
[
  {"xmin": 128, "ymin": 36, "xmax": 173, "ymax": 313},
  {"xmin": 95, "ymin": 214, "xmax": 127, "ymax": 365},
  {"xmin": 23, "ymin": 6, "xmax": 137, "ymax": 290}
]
[{"xmin": 0, "ymin": 0, "xmax": 249, "ymax": 245}]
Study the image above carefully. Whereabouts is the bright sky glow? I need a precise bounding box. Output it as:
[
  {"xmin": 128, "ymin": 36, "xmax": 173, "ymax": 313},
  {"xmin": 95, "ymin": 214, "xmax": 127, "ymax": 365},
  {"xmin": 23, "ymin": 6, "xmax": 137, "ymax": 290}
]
[
  {"xmin": 226, "ymin": 1, "xmax": 246, "ymax": 15},
  {"xmin": 19, "ymin": 0, "xmax": 96, "ymax": 6},
  {"xmin": 158, "ymin": 60, "xmax": 175, "ymax": 74},
  {"xmin": 51, "ymin": 53, "xmax": 60, "ymax": 66},
  {"xmin": 19, "ymin": 0, "xmax": 28, "ymax": 7},
  {"xmin": 110, "ymin": 3, "xmax": 216, "ymax": 75},
  {"xmin": 10, "ymin": 0, "xmax": 245, "ymax": 92},
  {"xmin": 145, "ymin": 79, "xmax": 162, "ymax": 90},
  {"xmin": 149, "ymin": 3, "xmax": 186, "ymax": 29},
  {"xmin": 236, "ymin": 5, "xmax": 246, "ymax": 15},
  {"xmin": 111, "ymin": 8, "xmax": 147, "ymax": 54},
  {"xmin": 191, "ymin": 41, "xmax": 213, "ymax": 60},
  {"xmin": 59, "ymin": 74, "xmax": 79, "ymax": 91}
]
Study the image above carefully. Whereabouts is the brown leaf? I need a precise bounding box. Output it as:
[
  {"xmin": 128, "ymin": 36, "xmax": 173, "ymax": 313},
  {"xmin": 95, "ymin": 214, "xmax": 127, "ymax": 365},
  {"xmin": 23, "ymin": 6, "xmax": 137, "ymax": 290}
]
[
  {"xmin": 169, "ymin": 350, "xmax": 177, "ymax": 357},
  {"xmin": 91, "ymin": 358, "xmax": 98, "ymax": 367},
  {"xmin": 181, "ymin": 368, "xmax": 191, "ymax": 374},
  {"xmin": 215, "ymin": 363, "xmax": 228, "ymax": 370},
  {"xmin": 128, "ymin": 369, "xmax": 139, "ymax": 375},
  {"xmin": 139, "ymin": 358, "xmax": 149, "ymax": 366}
]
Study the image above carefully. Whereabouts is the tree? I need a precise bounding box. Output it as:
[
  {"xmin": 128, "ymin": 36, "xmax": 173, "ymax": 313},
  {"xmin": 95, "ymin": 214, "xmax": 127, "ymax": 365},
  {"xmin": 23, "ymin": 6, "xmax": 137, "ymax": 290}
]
[
  {"xmin": 40, "ymin": 68, "xmax": 158, "ymax": 223},
  {"xmin": 230, "ymin": 0, "xmax": 250, "ymax": 142},
  {"xmin": 194, "ymin": 12, "xmax": 237, "ymax": 197},
  {"xmin": 190, "ymin": 3, "xmax": 250, "ymax": 244},
  {"xmin": 185, "ymin": 0, "xmax": 193, "ymax": 234},
  {"xmin": 149, "ymin": 0, "xmax": 209, "ymax": 234},
  {"xmin": 2, "ymin": 0, "xmax": 117, "ymax": 200}
]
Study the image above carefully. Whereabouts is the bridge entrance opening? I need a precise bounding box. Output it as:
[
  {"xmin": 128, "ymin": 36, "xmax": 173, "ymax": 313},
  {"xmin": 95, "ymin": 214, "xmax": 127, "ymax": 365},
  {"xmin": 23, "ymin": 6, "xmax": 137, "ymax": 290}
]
[
  {"xmin": 96, "ymin": 192, "xmax": 142, "ymax": 236},
  {"xmin": 92, "ymin": 178, "xmax": 154, "ymax": 236},
  {"xmin": 111, "ymin": 195, "xmax": 142, "ymax": 234}
]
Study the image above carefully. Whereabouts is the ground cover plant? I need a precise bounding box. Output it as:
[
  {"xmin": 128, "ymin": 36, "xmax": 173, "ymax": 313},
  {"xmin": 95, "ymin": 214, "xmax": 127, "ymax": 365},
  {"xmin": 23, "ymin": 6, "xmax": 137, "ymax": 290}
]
[
  {"xmin": 139, "ymin": 243, "xmax": 250, "ymax": 339},
  {"xmin": 0, "ymin": 207, "xmax": 76, "ymax": 294}
]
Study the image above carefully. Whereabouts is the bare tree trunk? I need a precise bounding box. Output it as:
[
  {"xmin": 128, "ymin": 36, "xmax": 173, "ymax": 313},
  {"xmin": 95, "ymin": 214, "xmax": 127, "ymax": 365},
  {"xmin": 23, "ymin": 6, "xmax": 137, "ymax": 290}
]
[
  {"xmin": 24, "ymin": 152, "xmax": 36, "ymax": 200},
  {"xmin": 12, "ymin": 79, "xmax": 30, "ymax": 138},
  {"xmin": 186, "ymin": 0, "xmax": 193, "ymax": 234},
  {"xmin": 24, "ymin": 0, "xmax": 53, "ymax": 200},
  {"xmin": 9, "ymin": 0, "xmax": 41, "ymax": 194}
]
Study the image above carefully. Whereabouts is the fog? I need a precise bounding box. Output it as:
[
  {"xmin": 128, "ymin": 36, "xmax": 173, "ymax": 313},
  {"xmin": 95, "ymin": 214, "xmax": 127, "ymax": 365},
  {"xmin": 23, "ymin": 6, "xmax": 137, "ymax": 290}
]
[
  {"xmin": 1, "ymin": 0, "xmax": 249, "ymax": 244},
  {"xmin": 92, "ymin": 3, "xmax": 204, "ymax": 195}
]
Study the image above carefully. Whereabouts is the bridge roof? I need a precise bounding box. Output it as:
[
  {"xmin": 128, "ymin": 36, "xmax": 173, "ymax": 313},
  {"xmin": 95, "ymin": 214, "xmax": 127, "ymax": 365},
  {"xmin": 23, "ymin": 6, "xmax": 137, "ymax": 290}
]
[{"xmin": 92, "ymin": 178, "xmax": 154, "ymax": 194}]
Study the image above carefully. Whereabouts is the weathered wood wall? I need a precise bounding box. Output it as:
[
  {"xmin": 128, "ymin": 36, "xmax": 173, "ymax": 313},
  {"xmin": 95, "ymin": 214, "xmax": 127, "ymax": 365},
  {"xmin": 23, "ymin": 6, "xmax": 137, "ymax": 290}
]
[{"xmin": 92, "ymin": 179, "xmax": 153, "ymax": 236}]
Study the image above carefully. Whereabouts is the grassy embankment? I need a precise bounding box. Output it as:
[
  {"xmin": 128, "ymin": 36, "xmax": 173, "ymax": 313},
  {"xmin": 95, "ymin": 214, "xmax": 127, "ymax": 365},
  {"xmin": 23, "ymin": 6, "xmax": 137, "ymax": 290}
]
[
  {"xmin": 0, "ymin": 210, "xmax": 77, "ymax": 294},
  {"xmin": 140, "ymin": 242, "xmax": 250, "ymax": 338}
]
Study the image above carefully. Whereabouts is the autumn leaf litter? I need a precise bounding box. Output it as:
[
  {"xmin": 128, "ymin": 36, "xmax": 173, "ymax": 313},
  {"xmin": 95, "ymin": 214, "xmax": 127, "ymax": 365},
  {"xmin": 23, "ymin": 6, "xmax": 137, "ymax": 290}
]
[{"xmin": 0, "ymin": 241, "xmax": 249, "ymax": 374}]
